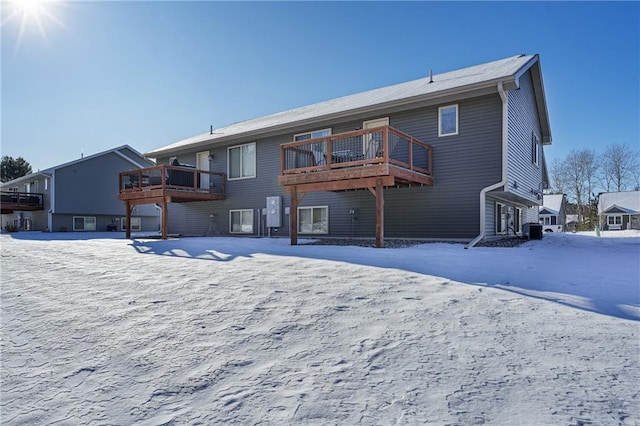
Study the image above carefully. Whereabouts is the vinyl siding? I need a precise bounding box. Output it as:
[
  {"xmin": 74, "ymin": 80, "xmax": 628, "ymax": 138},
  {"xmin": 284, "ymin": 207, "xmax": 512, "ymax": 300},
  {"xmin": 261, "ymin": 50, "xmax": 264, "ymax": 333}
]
[
  {"xmin": 161, "ymin": 93, "xmax": 503, "ymax": 240},
  {"xmin": 54, "ymin": 152, "xmax": 157, "ymax": 218},
  {"xmin": 506, "ymin": 70, "xmax": 544, "ymax": 205}
]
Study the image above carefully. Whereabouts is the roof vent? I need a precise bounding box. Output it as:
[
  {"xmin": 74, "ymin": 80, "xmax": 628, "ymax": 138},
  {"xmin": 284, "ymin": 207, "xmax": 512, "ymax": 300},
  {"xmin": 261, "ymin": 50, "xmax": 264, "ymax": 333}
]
[
  {"xmin": 428, "ymin": 69, "xmax": 433, "ymax": 84},
  {"xmin": 210, "ymin": 125, "xmax": 213, "ymax": 135}
]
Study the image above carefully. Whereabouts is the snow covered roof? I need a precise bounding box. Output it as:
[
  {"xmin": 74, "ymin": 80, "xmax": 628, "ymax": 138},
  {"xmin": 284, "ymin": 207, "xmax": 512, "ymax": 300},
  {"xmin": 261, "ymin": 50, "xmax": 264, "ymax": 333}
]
[
  {"xmin": 146, "ymin": 54, "xmax": 551, "ymax": 158},
  {"xmin": 0, "ymin": 145, "xmax": 152, "ymax": 188},
  {"xmin": 598, "ymin": 191, "xmax": 640, "ymax": 214},
  {"xmin": 541, "ymin": 194, "xmax": 565, "ymax": 215}
]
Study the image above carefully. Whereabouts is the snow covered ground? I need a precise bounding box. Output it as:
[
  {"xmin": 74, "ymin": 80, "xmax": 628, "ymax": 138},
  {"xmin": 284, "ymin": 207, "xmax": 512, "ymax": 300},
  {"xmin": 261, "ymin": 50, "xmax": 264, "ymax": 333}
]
[{"xmin": 1, "ymin": 230, "xmax": 639, "ymax": 425}]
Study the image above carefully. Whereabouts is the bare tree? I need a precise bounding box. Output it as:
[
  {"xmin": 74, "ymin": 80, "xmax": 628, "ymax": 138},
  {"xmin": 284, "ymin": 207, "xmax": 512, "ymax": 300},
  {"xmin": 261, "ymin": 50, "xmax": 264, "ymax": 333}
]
[
  {"xmin": 599, "ymin": 144, "xmax": 640, "ymax": 192},
  {"xmin": 550, "ymin": 158, "xmax": 568, "ymax": 194},
  {"xmin": 560, "ymin": 149, "xmax": 598, "ymax": 224}
]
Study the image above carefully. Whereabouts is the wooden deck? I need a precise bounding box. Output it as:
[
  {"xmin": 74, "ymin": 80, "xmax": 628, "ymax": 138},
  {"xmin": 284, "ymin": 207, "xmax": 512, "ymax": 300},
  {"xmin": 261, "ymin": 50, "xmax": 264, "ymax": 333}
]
[
  {"xmin": 278, "ymin": 126, "xmax": 434, "ymax": 247},
  {"xmin": 118, "ymin": 164, "xmax": 225, "ymax": 239},
  {"xmin": 1, "ymin": 191, "xmax": 45, "ymax": 214}
]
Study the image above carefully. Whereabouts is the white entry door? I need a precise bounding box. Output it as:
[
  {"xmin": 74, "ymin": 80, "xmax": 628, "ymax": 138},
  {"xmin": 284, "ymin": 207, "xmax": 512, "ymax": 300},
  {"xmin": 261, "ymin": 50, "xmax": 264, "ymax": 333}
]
[
  {"xmin": 363, "ymin": 117, "xmax": 389, "ymax": 159},
  {"xmin": 196, "ymin": 151, "xmax": 210, "ymax": 190}
]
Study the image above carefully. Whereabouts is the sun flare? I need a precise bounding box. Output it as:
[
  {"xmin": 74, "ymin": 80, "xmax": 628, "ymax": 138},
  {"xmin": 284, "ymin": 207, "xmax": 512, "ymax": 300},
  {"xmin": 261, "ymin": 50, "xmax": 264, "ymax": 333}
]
[{"xmin": 2, "ymin": 0, "xmax": 66, "ymax": 51}]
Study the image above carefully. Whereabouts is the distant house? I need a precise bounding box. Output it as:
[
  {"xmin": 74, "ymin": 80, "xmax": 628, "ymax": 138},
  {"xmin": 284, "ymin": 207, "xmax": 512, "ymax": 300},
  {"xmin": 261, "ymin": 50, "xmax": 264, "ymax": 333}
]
[
  {"xmin": 539, "ymin": 194, "xmax": 567, "ymax": 232},
  {"xmin": 119, "ymin": 54, "xmax": 552, "ymax": 247},
  {"xmin": 566, "ymin": 214, "xmax": 579, "ymax": 233},
  {"xmin": 1, "ymin": 145, "xmax": 160, "ymax": 233},
  {"xmin": 597, "ymin": 191, "xmax": 640, "ymax": 230}
]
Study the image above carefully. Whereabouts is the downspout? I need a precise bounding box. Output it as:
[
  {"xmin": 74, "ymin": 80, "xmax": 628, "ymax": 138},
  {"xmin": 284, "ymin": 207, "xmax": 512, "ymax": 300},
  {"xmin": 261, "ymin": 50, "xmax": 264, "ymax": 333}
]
[
  {"xmin": 465, "ymin": 81, "xmax": 509, "ymax": 248},
  {"xmin": 48, "ymin": 171, "xmax": 56, "ymax": 232}
]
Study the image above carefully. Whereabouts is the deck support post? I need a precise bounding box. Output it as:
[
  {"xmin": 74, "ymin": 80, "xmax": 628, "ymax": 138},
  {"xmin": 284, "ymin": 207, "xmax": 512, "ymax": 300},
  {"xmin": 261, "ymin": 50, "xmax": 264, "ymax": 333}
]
[
  {"xmin": 375, "ymin": 178, "xmax": 384, "ymax": 248},
  {"xmin": 290, "ymin": 186, "xmax": 298, "ymax": 246},
  {"xmin": 161, "ymin": 198, "xmax": 168, "ymax": 240},
  {"xmin": 125, "ymin": 200, "xmax": 132, "ymax": 239},
  {"xmin": 288, "ymin": 187, "xmax": 308, "ymax": 246}
]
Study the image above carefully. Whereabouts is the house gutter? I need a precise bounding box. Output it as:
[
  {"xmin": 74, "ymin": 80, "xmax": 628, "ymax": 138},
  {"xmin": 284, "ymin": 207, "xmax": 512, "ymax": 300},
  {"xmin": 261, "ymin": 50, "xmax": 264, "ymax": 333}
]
[
  {"xmin": 145, "ymin": 77, "xmax": 518, "ymax": 159},
  {"xmin": 465, "ymin": 81, "xmax": 509, "ymax": 248}
]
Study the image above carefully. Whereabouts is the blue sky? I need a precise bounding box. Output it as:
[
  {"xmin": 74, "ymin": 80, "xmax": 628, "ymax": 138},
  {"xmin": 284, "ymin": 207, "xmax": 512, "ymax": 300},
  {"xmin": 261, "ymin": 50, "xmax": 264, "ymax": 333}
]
[{"xmin": 1, "ymin": 1, "xmax": 638, "ymax": 172}]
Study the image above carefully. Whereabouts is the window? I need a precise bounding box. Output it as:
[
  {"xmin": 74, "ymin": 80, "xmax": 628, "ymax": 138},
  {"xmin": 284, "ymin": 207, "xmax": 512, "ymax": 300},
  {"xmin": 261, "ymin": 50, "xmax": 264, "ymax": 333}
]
[
  {"xmin": 532, "ymin": 133, "xmax": 540, "ymax": 166},
  {"xmin": 438, "ymin": 104, "xmax": 458, "ymax": 136},
  {"xmin": 294, "ymin": 128, "xmax": 331, "ymax": 141},
  {"xmin": 121, "ymin": 217, "xmax": 141, "ymax": 232},
  {"xmin": 608, "ymin": 215, "xmax": 622, "ymax": 225},
  {"xmin": 230, "ymin": 209, "xmax": 254, "ymax": 234},
  {"xmin": 298, "ymin": 206, "xmax": 328, "ymax": 234},
  {"xmin": 73, "ymin": 216, "xmax": 96, "ymax": 231},
  {"xmin": 496, "ymin": 202, "xmax": 507, "ymax": 234},
  {"xmin": 228, "ymin": 143, "xmax": 256, "ymax": 180},
  {"xmin": 514, "ymin": 207, "xmax": 523, "ymax": 233}
]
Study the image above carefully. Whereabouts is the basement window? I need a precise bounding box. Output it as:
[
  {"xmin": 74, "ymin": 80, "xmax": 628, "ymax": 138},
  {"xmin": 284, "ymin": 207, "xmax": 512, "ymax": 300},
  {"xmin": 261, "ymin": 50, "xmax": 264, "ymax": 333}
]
[
  {"xmin": 121, "ymin": 217, "xmax": 141, "ymax": 232},
  {"xmin": 73, "ymin": 216, "xmax": 96, "ymax": 231},
  {"xmin": 298, "ymin": 206, "xmax": 328, "ymax": 234},
  {"xmin": 230, "ymin": 209, "xmax": 254, "ymax": 234}
]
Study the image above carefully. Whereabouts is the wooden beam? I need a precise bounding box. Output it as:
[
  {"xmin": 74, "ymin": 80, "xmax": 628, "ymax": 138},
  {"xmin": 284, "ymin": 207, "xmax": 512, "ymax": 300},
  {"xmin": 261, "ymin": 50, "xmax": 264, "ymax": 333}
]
[
  {"xmin": 125, "ymin": 200, "xmax": 132, "ymax": 239},
  {"xmin": 290, "ymin": 186, "xmax": 298, "ymax": 246},
  {"xmin": 285, "ymin": 175, "xmax": 396, "ymax": 194},
  {"xmin": 375, "ymin": 178, "xmax": 384, "ymax": 248},
  {"xmin": 161, "ymin": 198, "xmax": 168, "ymax": 240}
]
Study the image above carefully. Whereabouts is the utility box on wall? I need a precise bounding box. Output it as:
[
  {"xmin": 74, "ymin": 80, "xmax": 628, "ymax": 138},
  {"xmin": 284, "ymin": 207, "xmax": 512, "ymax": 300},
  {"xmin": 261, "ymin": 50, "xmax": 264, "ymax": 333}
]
[{"xmin": 266, "ymin": 196, "xmax": 282, "ymax": 228}]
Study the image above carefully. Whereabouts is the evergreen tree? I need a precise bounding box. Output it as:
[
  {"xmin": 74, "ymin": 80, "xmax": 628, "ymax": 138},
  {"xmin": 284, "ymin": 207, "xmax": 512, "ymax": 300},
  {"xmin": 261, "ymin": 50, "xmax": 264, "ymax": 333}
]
[{"xmin": 1, "ymin": 156, "xmax": 32, "ymax": 183}]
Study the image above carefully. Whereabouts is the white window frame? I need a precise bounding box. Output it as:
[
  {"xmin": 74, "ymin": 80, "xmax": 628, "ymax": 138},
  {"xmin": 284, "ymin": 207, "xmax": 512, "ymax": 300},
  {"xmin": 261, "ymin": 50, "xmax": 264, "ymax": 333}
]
[
  {"xmin": 121, "ymin": 217, "xmax": 141, "ymax": 232},
  {"xmin": 515, "ymin": 207, "xmax": 523, "ymax": 233},
  {"xmin": 607, "ymin": 215, "xmax": 622, "ymax": 225},
  {"xmin": 294, "ymin": 128, "xmax": 332, "ymax": 141},
  {"xmin": 297, "ymin": 206, "xmax": 329, "ymax": 235},
  {"xmin": 227, "ymin": 142, "xmax": 256, "ymax": 180},
  {"xmin": 229, "ymin": 209, "xmax": 254, "ymax": 234},
  {"xmin": 73, "ymin": 216, "xmax": 96, "ymax": 231},
  {"xmin": 532, "ymin": 133, "xmax": 540, "ymax": 166},
  {"xmin": 438, "ymin": 104, "xmax": 458, "ymax": 137}
]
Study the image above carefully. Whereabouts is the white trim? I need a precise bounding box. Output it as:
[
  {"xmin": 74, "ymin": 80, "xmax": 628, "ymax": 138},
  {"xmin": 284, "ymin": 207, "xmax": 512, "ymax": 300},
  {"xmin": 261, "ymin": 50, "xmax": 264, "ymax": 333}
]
[
  {"xmin": 466, "ymin": 83, "xmax": 508, "ymax": 248},
  {"xmin": 438, "ymin": 104, "xmax": 458, "ymax": 137},
  {"xmin": 297, "ymin": 205, "xmax": 329, "ymax": 235},
  {"xmin": 293, "ymin": 128, "xmax": 332, "ymax": 141},
  {"xmin": 229, "ymin": 209, "xmax": 254, "ymax": 234},
  {"xmin": 73, "ymin": 216, "xmax": 96, "ymax": 231},
  {"xmin": 532, "ymin": 133, "xmax": 540, "ymax": 167},
  {"xmin": 113, "ymin": 149, "xmax": 149, "ymax": 169},
  {"xmin": 496, "ymin": 202, "xmax": 507, "ymax": 235},
  {"xmin": 121, "ymin": 217, "xmax": 141, "ymax": 232},
  {"xmin": 227, "ymin": 142, "xmax": 256, "ymax": 180},
  {"xmin": 363, "ymin": 117, "xmax": 389, "ymax": 129}
]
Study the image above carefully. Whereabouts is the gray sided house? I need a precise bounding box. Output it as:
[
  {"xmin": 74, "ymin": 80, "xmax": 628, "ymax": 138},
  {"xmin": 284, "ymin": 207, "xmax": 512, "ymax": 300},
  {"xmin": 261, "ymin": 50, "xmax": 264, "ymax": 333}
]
[
  {"xmin": 1, "ymin": 146, "xmax": 160, "ymax": 233},
  {"xmin": 597, "ymin": 191, "xmax": 640, "ymax": 231},
  {"xmin": 122, "ymin": 54, "xmax": 551, "ymax": 247},
  {"xmin": 539, "ymin": 194, "xmax": 567, "ymax": 232}
]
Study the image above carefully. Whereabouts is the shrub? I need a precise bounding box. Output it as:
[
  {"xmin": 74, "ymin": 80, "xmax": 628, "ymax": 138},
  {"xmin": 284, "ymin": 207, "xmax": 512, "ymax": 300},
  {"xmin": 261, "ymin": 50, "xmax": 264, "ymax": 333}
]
[{"xmin": 4, "ymin": 223, "xmax": 19, "ymax": 233}]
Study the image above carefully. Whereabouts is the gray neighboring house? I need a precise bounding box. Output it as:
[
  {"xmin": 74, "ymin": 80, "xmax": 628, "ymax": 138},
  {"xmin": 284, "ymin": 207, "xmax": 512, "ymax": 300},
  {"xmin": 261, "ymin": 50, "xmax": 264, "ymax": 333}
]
[
  {"xmin": 539, "ymin": 194, "xmax": 567, "ymax": 232},
  {"xmin": 597, "ymin": 191, "xmax": 640, "ymax": 231},
  {"xmin": 123, "ymin": 54, "xmax": 552, "ymax": 246},
  {"xmin": 1, "ymin": 145, "xmax": 160, "ymax": 233}
]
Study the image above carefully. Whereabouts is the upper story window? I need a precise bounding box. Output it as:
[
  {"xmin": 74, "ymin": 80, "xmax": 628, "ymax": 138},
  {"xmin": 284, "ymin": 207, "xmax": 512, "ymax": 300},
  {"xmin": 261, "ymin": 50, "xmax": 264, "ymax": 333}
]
[
  {"xmin": 532, "ymin": 133, "xmax": 540, "ymax": 166},
  {"xmin": 228, "ymin": 142, "xmax": 256, "ymax": 180},
  {"xmin": 294, "ymin": 128, "xmax": 331, "ymax": 141},
  {"xmin": 438, "ymin": 104, "xmax": 458, "ymax": 137}
]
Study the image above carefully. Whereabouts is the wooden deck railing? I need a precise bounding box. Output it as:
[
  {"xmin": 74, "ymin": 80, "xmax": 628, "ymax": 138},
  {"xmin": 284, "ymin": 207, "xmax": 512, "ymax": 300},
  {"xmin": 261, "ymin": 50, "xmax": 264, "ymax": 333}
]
[
  {"xmin": 280, "ymin": 125, "xmax": 433, "ymax": 177},
  {"xmin": 0, "ymin": 191, "xmax": 45, "ymax": 213},
  {"xmin": 119, "ymin": 164, "xmax": 225, "ymax": 195}
]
